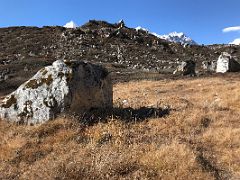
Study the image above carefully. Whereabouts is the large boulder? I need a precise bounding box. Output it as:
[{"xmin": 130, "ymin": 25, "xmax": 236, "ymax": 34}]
[
  {"xmin": 216, "ymin": 52, "xmax": 240, "ymax": 73},
  {"xmin": 173, "ymin": 60, "xmax": 196, "ymax": 76},
  {"xmin": 0, "ymin": 60, "xmax": 112, "ymax": 124}
]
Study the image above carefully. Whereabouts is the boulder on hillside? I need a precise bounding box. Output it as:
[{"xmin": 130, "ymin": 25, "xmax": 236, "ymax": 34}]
[
  {"xmin": 216, "ymin": 52, "xmax": 240, "ymax": 73},
  {"xmin": 202, "ymin": 60, "xmax": 216, "ymax": 72},
  {"xmin": 173, "ymin": 60, "xmax": 196, "ymax": 76},
  {"xmin": 0, "ymin": 60, "xmax": 113, "ymax": 125}
]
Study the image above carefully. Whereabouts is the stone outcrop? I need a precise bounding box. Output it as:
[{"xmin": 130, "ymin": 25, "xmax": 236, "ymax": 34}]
[
  {"xmin": 0, "ymin": 60, "xmax": 112, "ymax": 124},
  {"xmin": 216, "ymin": 52, "xmax": 240, "ymax": 73}
]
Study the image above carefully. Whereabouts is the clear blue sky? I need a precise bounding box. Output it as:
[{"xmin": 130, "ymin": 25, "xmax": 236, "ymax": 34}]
[{"xmin": 0, "ymin": 0, "xmax": 240, "ymax": 45}]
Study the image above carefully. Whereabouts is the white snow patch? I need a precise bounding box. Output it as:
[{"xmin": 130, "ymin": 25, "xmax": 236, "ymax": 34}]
[
  {"xmin": 229, "ymin": 38, "xmax": 240, "ymax": 45},
  {"xmin": 135, "ymin": 26, "xmax": 149, "ymax": 32}
]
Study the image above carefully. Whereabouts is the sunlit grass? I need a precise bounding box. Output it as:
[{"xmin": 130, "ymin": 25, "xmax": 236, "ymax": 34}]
[{"xmin": 1, "ymin": 75, "xmax": 240, "ymax": 179}]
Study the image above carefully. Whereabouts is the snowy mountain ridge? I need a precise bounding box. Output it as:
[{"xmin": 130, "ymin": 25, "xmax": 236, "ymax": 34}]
[
  {"xmin": 135, "ymin": 26, "xmax": 197, "ymax": 45},
  {"xmin": 158, "ymin": 32, "xmax": 198, "ymax": 45}
]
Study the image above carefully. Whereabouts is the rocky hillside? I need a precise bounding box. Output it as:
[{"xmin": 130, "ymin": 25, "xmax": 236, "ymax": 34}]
[{"xmin": 0, "ymin": 20, "xmax": 240, "ymax": 94}]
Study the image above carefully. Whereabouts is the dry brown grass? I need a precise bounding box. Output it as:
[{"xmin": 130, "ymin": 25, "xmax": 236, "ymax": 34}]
[{"xmin": 1, "ymin": 75, "xmax": 240, "ymax": 179}]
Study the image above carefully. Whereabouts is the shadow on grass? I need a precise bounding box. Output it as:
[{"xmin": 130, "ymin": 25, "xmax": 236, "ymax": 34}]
[{"xmin": 72, "ymin": 106, "xmax": 170, "ymax": 126}]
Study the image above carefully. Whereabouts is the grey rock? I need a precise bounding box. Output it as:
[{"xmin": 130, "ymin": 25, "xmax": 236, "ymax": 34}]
[
  {"xmin": 0, "ymin": 60, "xmax": 112, "ymax": 124},
  {"xmin": 173, "ymin": 60, "xmax": 196, "ymax": 76},
  {"xmin": 202, "ymin": 60, "xmax": 216, "ymax": 72}
]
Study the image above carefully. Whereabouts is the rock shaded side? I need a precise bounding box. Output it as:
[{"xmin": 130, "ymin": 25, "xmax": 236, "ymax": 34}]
[
  {"xmin": 68, "ymin": 61, "xmax": 112, "ymax": 113},
  {"xmin": 216, "ymin": 52, "xmax": 240, "ymax": 73},
  {"xmin": 0, "ymin": 60, "xmax": 112, "ymax": 124}
]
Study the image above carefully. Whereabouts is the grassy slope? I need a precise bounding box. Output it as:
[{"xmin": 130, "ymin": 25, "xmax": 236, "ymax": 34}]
[{"xmin": 1, "ymin": 74, "xmax": 240, "ymax": 179}]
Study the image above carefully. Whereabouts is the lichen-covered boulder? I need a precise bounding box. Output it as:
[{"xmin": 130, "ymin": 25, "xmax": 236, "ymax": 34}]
[
  {"xmin": 0, "ymin": 60, "xmax": 112, "ymax": 124},
  {"xmin": 216, "ymin": 52, "xmax": 240, "ymax": 73}
]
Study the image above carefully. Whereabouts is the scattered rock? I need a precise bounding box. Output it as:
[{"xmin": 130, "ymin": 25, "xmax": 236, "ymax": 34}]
[
  {"xmin": 202, "ymin": 60, "xmax": 216, "ymax": 72},
  {"xmin": 0, "ymin": 60, "xmax": 113, "ymax": 124}
]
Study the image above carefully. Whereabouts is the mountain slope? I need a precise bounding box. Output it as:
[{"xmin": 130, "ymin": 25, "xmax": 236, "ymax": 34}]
[{"xmin": 0, "ymin": 20, "xmax": 240, "ymax": 95}]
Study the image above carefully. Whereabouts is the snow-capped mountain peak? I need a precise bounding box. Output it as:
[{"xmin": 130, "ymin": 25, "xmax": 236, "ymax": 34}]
[
  {"xmin": 134, "ymin": 25, "xmax": 197, "ymax": 45},
  {"xmin": 159, "ymin": 32, "xmax": 197, "ymax": 45},
  {"xmin": 64, "ymin": 21, "xmax": 78, "ymax": 29}
]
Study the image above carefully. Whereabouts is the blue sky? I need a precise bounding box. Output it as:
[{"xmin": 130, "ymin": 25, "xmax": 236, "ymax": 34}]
[{"xmin": 0, "ymin": 0, "xmax": 240, "ymax": 45}]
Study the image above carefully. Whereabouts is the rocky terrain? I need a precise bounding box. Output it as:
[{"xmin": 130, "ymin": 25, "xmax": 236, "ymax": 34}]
[
  {"xmin": 1, "ymin": 20, "xmax": 240, "ymax": 179},
  {"xmin": 0, "ymin": 20, "xmax": 240, "ymax": 95}
]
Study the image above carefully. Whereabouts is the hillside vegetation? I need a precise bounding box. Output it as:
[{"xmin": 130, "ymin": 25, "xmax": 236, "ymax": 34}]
[{"xmin": 1, "ymin": 74, "xmax": 240, "ymax": 179}]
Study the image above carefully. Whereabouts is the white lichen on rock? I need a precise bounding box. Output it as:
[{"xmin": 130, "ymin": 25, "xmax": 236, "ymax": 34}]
[{"xmin": 0, "ymin": 60, "xmax": 112, "ymax": 124}]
